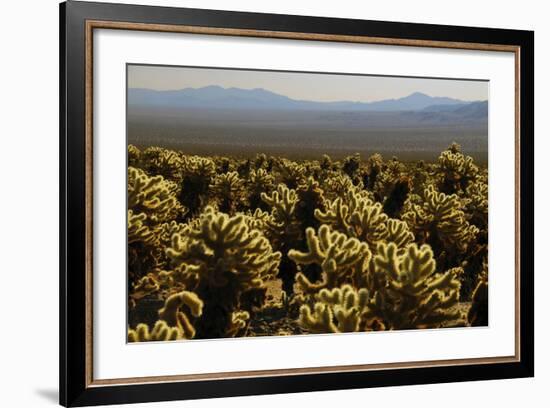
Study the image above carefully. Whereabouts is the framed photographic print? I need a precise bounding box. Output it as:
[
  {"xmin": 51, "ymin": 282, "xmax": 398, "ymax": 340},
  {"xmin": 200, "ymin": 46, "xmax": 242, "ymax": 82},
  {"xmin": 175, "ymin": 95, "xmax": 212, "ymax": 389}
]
[{"xmin": 59, "ymin": 1, "xmax": 534, "ymax": 406}]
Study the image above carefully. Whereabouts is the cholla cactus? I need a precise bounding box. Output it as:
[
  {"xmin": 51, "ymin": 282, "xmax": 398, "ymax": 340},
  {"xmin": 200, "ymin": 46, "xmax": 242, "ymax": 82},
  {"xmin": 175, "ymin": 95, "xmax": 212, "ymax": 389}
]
[
  {"xmin": 322, "ymin": 173, "xmax": 355, "ymax": 201},
  {"xmin": 128, "ymin": 167, "xmax": 184, "ymax": 290},
  {"xmin": 288, "ymin": 225, "xmax": 371, "ymax": 293},
  {"xmin": 298, "ymin": 285, "xmax": 369, "ymax": 333},
  {"xmin": 236, "ymin": 158, "xmax": 252, "ymax": 177},
  {"xmin": 373, "ymin": 157, "xmax": 406, "ymax": 202},
  {"xmin": 128, "ymin": 166, "xmax": 184, "ymax": 224},
  {"xmin": 168, "ymin": 207, "xmax": 280, "ymax": 289},
  {"xmin": 240, "ymin": 208, "xmax": 273, "ymax": 236},
  {"xmin": 261, "ymin": 184, "xmax": 301, "ymax": 240},
  {"xmin": 274, "ymin": 158, "xmax": 306, "ymax": 189},
  {"xmin": 158, "ymin": 291, "xmax": 204, "ymax": 337},
  {"xmin": 385, "ymin": 218, "xmax": 415, "ymax": 248},
  {"xmin": 179, "ymin": 155, "xmax": 216, "ymax": 218},
  {"xmin": 253, "ymin": 153, "xmax": 268, "ymax": 169},
  {"xmin": 320, "ymin": 154, "xmax": 334, "ymax": 171},
  {"xmin": 130, "ymin": 274, "xmax": 160, "ymax": 301},
  {"xmin": 363, "ymin": 153, "xmax": 384, "ymax": 189},
  {"xmin": 465, "ymin": 179, "xmax": 489, "ymax": 229},
  {"xmin": 261, "ymin": 184, "xmax": 302, "ymax": 295},
  {"xmin": 226, "ymin": 310, "xmax": 251, "ymax": 337},
  {"xmin": 127, "ymin": 146, "xmax": 487, "ymax": 337},
  {"xmin": 468, "ymin": 270, "xmax": 488, "ymax": 326},
  {"xmin": 128, "ymin": 144, "xmax": 141, "ymax": 167},
  {"xmin": 128, "ymin": 210, "xmax": 157, "ymax": 246},
  {"xmin": 296, "ymin": 177, "xmax": 326, "ymax": 231},
  {"xmin": 437, "ymin": 143, "xmax": 479, "ymax": 194},
  {"xmin": 210, "ymin": 171, "xmax": 244, "ymax": 214},
  {"xmin": 409, "ymin": 161, "xmax": 435, "ymax": 197},
  {"xmin": 364, "ymin": 242, "xmax": 463, "ymax": 330},
  {"xmin": 247, "ymin": 168, "xmax": 275, "ymax": 210},
  {"xmin": 140, "ymin": 146, "xmax": 184, "ymax": 181},
  {"xmin": 216, "ymin": 157, "xmax": 233, "ymax": 173},
  {"xmin": 167, "ymin": 207, "xmax": 281, "ymax": 338},
  {"xmin": 403, "ymin": 185, "xmax": 478, "ymax": 256},
  {"xmin": 127, "ymin": 209, "xmax": 162, "ymax": 282},
  {"xmin": 156, "ymin": 220, "xmax": 192, "ymax": 249},
  {"xmin": 128, "ymin": 290, "xmax": 203, "ymax": 342},
  {"xmin": 128, "ymin": 321, "xmax": 183, "ymax": 342},
  {"xmin": 342, "ymin": 153, "xmax": 361, "ymax": 183},
  {"xmin": 303, "ymin": 159, "xmax": 323, "ymax": 179},
  {"xmin": 315, "ymin": 190, "xmax": 388, "ymax": 247},
  {"xmin": 292, "ymin": 177, "xmax": 329, "ymax": 295}
]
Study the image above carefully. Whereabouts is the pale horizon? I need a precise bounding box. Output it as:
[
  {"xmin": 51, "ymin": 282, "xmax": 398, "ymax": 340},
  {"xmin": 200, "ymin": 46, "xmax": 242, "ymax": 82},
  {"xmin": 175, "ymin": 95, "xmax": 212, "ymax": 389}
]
[{"xmin": 128, "ymin": 64, "xmax": 488, "ymax": 103}]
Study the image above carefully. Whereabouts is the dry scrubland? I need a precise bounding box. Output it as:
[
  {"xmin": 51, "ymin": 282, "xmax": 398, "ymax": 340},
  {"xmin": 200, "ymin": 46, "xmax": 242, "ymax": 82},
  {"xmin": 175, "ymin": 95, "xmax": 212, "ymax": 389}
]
[{"xmin": 127, "ymin": 143, "xmax": 488, "ymax": 341}]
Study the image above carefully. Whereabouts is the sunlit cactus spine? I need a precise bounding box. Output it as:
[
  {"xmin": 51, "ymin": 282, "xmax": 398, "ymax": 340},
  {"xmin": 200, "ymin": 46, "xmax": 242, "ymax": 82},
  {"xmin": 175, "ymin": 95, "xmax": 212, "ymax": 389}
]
[
  {"xmin": 216, "ymin": 156, "xmax": 233, "ymax": 173},
  {"xmin": 437, "ymin": 142, "xmax": 479, "ymax": 194},
  {"xmin": 292, "ymin": 177, "xmax": 328, "ymax": 284},
  {"xmin": 247, "ymin": 168, "xmax": 275, "ymax": 211},
  {"xmin": 464, "ymin": 178, "xmax": 488, "ymax": 230},
  {"xmin": 321, "ymin": 173, "xmax": 355, "ymax": 201},
  {"xmin": 158, "ymin": 290, "xmax": 204, "ymax": 338},
  {"xmin": 261, "ymin": 184, "xmax": 302, "ymax": 295},
  {"xmin": 140, "ymin": 146, "xmax": 184, "ymax": 182},
  {"xmin": 288, "ymin": 225, "xmax": 371, "ymax": 293},
  {"xmin": 320, "ymin": 154, "xmax": 335, "ymax": 172},
  {"xmin": 130, "ymin": 274, "xmax": 160, "ymax": 302},
  {"xmin": 128, "ymin": 144, "xmax": 142, "ymax": 167},
  {"xmin": 298, "ymin": 285, "xmax": 369, "ymax": 333},
  {"xmin": 274, "ymin": 158, "xmax": 306, "ymax": 189},
  {"xmin": 128, "ymin": 166, "xmax": 185, "ymax": 224},
  {"xmin": 128, "ymin": 321, "xmax": 182, "ymax": 342},
  {"xmin": 302, "ymin": 158, "xmax": 322, "ymax": 179},
  {"xmin": 373, "ymin": 157, "xmax": 406, "ymax": 203},
  {"xmin": 253, "ymin": 153, "xmax": 268, "ymax": 170},
  {"xmin": 315, "ymin": 189, "xmax": 389, "ymax": 248},
  {"xmin": 127, "ymin": 210, "xmax": 157, "ymax": 247},
  {"xmin": 128, "ymin": 290, "xmax": 204, "ymax": 342},
  {"xmin": 403, "ymin": 184, "xmax": 479, "ymax": 260},
  {"xmin": 384, "ymin": 218, "xmax": 415, "ymax": 248},
  {"xmin": 127, "ymin": 166, "xmax": 184, "ymax": 289},
  {"xmin": 226, "ymin": 310, "xmax": 252, "ymax": 337},
  {"xmin": 127, "ymin": 209, "xmax": 161, "ymax": 283},
  {"xmin": 363, "ymin": 153, "xmax": 384, "ymax": 190},
  {"xmin": 210, "ymin": 171, "xmax": 245, "ymax": 214},
  {"xmin": 167, "ymin": 207, "xmax": 281, "ymax": 338},
  {"xmin": 364, "ymin": 242, "xmax": 463, "ymax": 330}
]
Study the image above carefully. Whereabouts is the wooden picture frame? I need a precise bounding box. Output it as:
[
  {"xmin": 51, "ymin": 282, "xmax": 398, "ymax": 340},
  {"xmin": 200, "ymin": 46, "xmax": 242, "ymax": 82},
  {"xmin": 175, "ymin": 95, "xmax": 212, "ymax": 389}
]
[{"xmin": 60, "ymin": 1, "xmax": 534, "ymax": 406}]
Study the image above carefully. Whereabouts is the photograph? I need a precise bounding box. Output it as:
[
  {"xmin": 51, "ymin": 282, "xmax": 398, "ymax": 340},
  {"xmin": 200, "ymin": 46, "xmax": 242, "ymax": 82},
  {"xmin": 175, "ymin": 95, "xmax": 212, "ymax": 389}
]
[
  {"xmin": 126, "ymin": 64, "xmax": 489, "ymax": 341},
  {"xmin": 55, "ymin": 2, "xmax": 535, "ymax": 406}
]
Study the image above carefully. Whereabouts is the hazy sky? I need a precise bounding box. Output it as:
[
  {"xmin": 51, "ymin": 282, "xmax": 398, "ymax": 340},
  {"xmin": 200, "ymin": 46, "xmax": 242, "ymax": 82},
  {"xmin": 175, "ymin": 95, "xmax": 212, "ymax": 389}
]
[{"xmin": 128, "ymin": 64, "xmax": 488, "ymax": 103}]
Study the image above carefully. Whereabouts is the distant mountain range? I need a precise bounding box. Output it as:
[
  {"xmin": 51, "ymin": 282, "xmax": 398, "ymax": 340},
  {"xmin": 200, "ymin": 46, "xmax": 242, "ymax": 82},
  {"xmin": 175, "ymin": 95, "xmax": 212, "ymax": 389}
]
[
  {"xmin": 128, "ymin": 86, "xmax": 487, "ymax": 113},
  {"xmin": 128, "ymin": 86, "xmax": 488, "ymax": 162}
]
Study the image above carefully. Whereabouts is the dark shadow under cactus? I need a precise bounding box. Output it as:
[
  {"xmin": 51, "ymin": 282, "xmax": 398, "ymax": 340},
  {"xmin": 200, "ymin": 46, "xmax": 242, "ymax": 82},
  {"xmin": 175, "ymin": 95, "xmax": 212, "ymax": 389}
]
[
  {"xmin": 194, "ymin": 279, "xmax": 239, "ymax": 339},
  {"xmin": 279, "ymin": 256, "xmax": 298, "ymax": 297},
  {"xmin": 178, "ymin": 175, "xmax": 210, "ymax": 220},
  {"xmin": 382, "ymin": 176, "xmax": 410, "ymax": 218},
  {"xmin": 128, "ymin": 296, "xmax": 165, "ymax": 329},
  {"xmin": 468, "ymin": 277, "xmax": 488, "ymax": 327}
]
